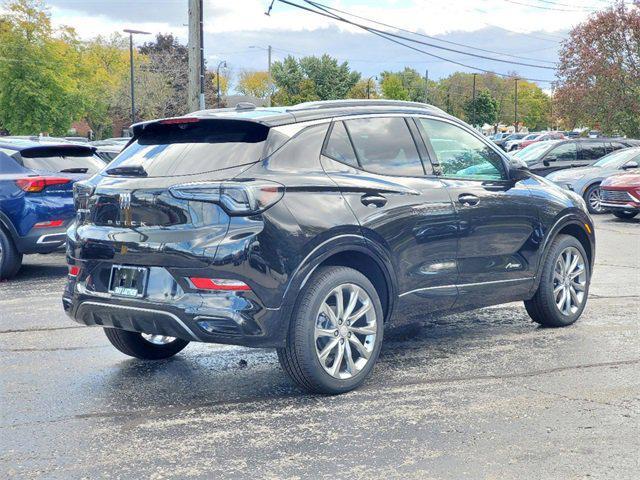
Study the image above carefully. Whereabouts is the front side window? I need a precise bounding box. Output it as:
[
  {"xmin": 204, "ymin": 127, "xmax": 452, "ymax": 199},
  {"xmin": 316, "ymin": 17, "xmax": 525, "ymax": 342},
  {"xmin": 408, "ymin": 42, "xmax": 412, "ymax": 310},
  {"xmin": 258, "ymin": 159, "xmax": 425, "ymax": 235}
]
[
  {"xmin": 417, "ymin": 118, "xmax": 506, "ymax": 180},
  {"xmin": 547, "ymin": 143, "xmax": 577, "ymax": 163},
  {"xmin": 343, "ymin": 117, "xmax": 425, "ymax": 176}
]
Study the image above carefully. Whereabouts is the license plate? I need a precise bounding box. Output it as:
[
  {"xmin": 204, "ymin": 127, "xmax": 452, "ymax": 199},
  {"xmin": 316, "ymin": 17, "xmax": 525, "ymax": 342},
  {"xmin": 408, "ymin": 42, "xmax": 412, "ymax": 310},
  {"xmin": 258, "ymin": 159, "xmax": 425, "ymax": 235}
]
[{"xmin": 109, "ymin": 265, "xmax": 148, "ymax": 298}]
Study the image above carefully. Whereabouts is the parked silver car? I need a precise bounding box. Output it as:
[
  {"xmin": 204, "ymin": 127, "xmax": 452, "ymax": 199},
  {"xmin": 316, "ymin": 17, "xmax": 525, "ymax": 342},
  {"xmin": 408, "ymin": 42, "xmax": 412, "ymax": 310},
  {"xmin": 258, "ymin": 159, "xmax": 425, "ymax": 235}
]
[{"xmin": 547, "ymin": 146, "xmax": 640, "ymax": 213}]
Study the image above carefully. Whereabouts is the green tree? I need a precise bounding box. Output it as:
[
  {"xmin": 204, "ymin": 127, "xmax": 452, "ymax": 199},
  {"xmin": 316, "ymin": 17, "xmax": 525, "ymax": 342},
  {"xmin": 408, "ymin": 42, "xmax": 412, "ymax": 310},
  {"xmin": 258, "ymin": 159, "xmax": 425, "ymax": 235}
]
[
  {"xmin": 0, "ymin": 0, "xmax": 84, "ymax": 135},
  {"xmin": 463, "ymin": 90, "xmax": 498, "ymax": 127},
  {"xmin": 381, "ymin": 68, "xmax": 426, "ymax": 102},
  {"xmin": 381, "ymin": 74, "xmax": 409, "ymax": 100},
  {"xmin": 271, "ymin": 54, "xmax": 360, "ymax": 105}
]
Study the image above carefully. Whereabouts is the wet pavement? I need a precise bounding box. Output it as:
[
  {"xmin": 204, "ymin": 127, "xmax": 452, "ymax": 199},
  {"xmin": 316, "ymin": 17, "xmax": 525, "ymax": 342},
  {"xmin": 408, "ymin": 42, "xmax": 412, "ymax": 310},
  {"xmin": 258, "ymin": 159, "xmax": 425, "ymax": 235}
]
[{"xmin": 1, "ymin": 215, "xmax": 638, "ymax": 479}]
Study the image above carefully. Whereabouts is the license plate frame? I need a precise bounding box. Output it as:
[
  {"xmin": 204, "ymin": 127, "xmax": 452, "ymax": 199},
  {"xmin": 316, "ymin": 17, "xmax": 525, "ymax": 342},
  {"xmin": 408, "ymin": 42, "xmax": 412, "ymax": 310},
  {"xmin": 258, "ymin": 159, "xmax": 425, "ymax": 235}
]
[{"xmin": 108, "ymin": 265, "xmax": 149, "ymax": 298}]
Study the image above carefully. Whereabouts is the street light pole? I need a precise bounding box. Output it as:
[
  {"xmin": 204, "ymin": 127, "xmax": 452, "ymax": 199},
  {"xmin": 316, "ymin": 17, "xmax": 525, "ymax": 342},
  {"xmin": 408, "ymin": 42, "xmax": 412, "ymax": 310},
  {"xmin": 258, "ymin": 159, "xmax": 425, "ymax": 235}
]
[
  {"xmin": 216, "ymin": 60, "xmax": 227, "ymax": 108},
  {"xmin": 123, "ymin": 29, "xmax": 151, "ymax": 125},
  {"xmin": 366, "ymin": 76, "xmax": 377, "ymax": 99}
]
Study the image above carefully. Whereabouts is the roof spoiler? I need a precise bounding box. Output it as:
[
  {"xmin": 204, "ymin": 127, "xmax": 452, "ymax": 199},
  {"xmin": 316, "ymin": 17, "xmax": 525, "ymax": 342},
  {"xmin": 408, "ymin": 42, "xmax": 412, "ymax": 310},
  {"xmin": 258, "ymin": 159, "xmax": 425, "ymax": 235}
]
[{"xmin": 19, "ymin": 144, "xmax": 97, "ymax": 158}]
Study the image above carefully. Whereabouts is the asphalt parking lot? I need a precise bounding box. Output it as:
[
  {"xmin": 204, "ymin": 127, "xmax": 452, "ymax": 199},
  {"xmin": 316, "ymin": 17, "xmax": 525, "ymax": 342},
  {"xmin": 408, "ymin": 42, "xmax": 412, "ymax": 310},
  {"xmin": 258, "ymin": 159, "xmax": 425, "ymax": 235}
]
[{"xmin": 1, "ymin": 215, "xmax": 638, "ymax": 479}]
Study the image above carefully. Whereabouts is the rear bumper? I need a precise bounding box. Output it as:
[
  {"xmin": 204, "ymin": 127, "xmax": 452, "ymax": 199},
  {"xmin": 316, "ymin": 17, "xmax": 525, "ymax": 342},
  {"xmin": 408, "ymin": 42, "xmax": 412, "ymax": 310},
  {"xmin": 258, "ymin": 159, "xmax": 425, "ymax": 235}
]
[
  {"xmin": 15, "ymin": 226, "xmax": 68, "ymax": 254},
  {"xmin": 63, "ymin": 285, "xmax": 289, "ymax": 347}
]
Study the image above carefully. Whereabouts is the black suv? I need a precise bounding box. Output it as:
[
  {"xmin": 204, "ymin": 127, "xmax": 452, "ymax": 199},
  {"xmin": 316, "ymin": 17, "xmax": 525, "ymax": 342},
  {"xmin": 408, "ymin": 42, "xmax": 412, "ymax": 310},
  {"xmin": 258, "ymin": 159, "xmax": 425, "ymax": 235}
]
[{"xmin": 63, "ymin": 100, "xmax": 595, "ymax": 394}]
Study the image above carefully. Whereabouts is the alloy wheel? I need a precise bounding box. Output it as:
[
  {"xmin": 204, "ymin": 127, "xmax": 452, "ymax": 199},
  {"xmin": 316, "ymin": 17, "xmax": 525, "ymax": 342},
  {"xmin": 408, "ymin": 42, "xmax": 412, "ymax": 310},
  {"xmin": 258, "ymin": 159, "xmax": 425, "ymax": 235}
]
[
  {"xmin": 314, "ymin": 283, "xmax": 377, "ymax": 379},
  {"xmin": 141, "ymin": 333, "xmax": 177, "ymax": 345},
  {"xmin": 553, "ymin": 247, "xmax": 587, "ymax": 316},
  {"xmin": 587, "ymin": 187, "xmax": 604, "ymax": 213}
]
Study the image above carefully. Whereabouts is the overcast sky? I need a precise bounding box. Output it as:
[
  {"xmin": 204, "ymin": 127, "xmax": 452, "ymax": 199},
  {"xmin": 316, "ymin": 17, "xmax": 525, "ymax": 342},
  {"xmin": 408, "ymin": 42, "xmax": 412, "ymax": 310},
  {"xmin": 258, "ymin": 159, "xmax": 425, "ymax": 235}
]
[{"xmin": 44, "ymin": 0, "xmax": 606, "ymax": 87}]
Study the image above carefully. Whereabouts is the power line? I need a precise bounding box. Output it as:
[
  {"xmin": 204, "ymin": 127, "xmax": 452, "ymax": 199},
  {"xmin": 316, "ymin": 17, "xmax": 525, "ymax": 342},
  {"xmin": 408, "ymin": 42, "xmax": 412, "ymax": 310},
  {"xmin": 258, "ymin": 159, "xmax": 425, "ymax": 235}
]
[
  {"xmin": 274, "ymin": 0, "xmax": 556, "ymax": 83},
  {"xmin": 304, "ymin": 0, "xmax": 558, "ymax": 65},
  {"xmin": 302, "ymin": 0, "xmax": 555, "ymax": 70},
  {"xmin": 502, "ymin": 0, "xmax": 592, "ymax": 11}
]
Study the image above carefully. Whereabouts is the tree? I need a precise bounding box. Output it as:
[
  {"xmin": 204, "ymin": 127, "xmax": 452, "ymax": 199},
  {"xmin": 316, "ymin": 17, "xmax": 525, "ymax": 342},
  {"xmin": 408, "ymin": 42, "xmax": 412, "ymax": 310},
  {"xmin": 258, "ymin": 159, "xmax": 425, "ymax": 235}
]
[
  {"xmin": 0, "ymin": 0, "xmax": 84, "ymax": 135},
  {"xmin": 555, "ymin": 2, "xmax": 640, "ymax": 136},
  {"xmin": 237, "ymin": 70, "xmax": 270, "ymax": 98},
  {"xmin": 271, "ymin": 54, "xmax": 360, "ymax": 105},
  {"xmin": 381, "ymin": 68, "xmax": 426, "ymax": 102},
  {"xmin": 381, "ymin": 74, "xmax": 409, "ymax": 100},
  {"xmin": 348, "ymin": 78, "xmax": 378, "ymax": 99},
  {"xmin": 462, "ymin": 90, "xmax": 498, "ymax": 127}
]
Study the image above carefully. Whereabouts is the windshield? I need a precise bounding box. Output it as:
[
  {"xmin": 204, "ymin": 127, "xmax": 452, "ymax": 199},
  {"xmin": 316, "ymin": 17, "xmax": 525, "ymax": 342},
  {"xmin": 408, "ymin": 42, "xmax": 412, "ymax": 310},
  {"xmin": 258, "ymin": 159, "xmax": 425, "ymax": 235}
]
[
  {"xmin": 20, "ymin": 154, "xmax": 104, "ymax": 173},
  {"xmin": 108, "ymin": 120, "xmax": 269, "ymax": 177},
  {"xmin": 593, "ymin": 148, "xmax": 639, "ymax": 168},
  {"xmin": 513, "ymin": 141, "xmax": 553, "ymax": 162},
  {"xmin": 524, "ymin": 134, "xmax": 539, "ymax": 140}
]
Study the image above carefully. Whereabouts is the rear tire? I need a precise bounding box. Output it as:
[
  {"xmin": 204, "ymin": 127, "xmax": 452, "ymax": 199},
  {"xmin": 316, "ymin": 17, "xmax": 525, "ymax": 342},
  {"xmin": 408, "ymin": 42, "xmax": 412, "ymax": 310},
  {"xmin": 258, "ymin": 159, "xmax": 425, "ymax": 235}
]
[
  {"xmin": 612, "ymin": 210, "xmax": 638, "ymax": 219},
  {"xmin": 0, "ymin": 227, "xmax": 22, "ymax": 280},
  {"xmin": 277, "ymin": 266, "xmax": 384, "ymax": 394},
  {"xmin": 525, "ymin": 234, "xmax": 590, "ymax": 328},
  {"xmin": 103, "ymin": 328, "xmax": 189, "ymax": 360}
]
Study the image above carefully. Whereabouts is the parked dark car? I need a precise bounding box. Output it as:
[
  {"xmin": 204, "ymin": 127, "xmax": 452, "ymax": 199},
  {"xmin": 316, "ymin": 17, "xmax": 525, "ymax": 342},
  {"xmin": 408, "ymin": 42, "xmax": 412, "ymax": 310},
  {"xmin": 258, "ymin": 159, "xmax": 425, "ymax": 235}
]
[
  {"xmin": 63, "ymin": 100, "xmax": 595, "ymax": 394},
  {"xmin": 513, "ymin": 138, "xmax": 640, "ymax": 177},
  {"xmin": 0, "ymin": 140, "xmax": 104, "ymax": 279},
  {"xmin": 600, "ymin": 172, "xmax": 640, "ymax": 219}
]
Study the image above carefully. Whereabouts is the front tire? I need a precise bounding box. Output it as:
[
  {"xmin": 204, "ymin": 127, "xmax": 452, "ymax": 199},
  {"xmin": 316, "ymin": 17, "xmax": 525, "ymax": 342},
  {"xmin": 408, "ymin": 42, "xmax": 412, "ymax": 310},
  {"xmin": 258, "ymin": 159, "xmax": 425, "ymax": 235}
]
[
  {"xmin": 525, "ymin": 234, "xmax": 590, "ymax": 327},
  {"xmin": 583, "ymin": 184, "xmax": 604, "ymax": 214},
  {"xmin": 277, "ymin": 266, "xmax": 384, "ymax": 394},
  {"xmin": 0, "ymin": 227, "xmax": 22, "ymax": 280},
  {"xmin": 104, "ymin": 328, "xmax": 189, "ymax": 359},
  {"xmin": 612, "ymin": 210, "xmax": 638, "ymax": 219}
]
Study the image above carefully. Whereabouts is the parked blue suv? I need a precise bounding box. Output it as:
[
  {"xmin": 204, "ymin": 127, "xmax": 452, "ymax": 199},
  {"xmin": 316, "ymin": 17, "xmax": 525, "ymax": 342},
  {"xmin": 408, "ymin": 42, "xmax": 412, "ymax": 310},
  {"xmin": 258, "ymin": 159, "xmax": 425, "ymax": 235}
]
[{"xmin": 0, "ymin": 139, "xmax": 105, "ymax": 279}]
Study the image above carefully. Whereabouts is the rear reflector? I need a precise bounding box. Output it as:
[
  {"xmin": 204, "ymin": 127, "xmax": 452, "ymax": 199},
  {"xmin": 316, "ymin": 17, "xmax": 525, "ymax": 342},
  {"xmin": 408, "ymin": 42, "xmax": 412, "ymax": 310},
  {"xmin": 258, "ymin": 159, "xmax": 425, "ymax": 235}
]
[
  {"xmin": 189, "ymin": 277, "xmax": 251, "ymax": 291},
  {"xmin": 34, "ymin": 220, "xmax": 64, "ymax": 228},
  {"xmin": 68, "ymin": 265, "xmax": 79, "ymax": 277},
  {"xmin": 16, "ymin": 177, "xmax": 71, "ymax": 192}
]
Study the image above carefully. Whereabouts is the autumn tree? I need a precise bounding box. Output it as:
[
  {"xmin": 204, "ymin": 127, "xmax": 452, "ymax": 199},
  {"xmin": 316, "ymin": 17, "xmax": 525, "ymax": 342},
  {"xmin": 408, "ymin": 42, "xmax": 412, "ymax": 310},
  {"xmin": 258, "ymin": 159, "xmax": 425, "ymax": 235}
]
[
  {"xmin": 0, "ymin": 0, "xmax": 84, "ymax": 135},
  {"xmin": 237, "ymin": 70, "xmax": 271, "ymax": 99},
  {"xmin": 555, "ymin": 2, "xmax": 640, "ymax": 136},
  {"xmin": 381, "ymin": 74, "xmax": 409, "ymax": 100}
]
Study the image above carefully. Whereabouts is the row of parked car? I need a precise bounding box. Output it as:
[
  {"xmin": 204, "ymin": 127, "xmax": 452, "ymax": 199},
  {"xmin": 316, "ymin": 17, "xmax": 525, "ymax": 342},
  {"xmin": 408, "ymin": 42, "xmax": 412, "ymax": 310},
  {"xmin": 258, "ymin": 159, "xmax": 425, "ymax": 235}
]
[{"xmin": 489, "ymin": 132, "xmax": 640, "ymax": 218}]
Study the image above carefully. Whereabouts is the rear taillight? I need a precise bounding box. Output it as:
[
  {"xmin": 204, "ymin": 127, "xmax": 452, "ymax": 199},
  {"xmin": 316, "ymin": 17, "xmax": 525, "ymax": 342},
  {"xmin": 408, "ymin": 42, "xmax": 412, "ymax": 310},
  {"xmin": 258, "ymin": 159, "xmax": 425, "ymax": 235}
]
[
  {"xmin": 169, "ymin": 180, "xmax": 284, "ymax": 216},
  {"xmin": 68, "ymin": 265, "xmax": 79, "ymax": 277},
  {"xmin": 189, "ymin": 277, "xmax": 251, "ymax": 291},
  {"xmin": 15, "ymin": 177, "xmax": 71, "ymax": 192}
]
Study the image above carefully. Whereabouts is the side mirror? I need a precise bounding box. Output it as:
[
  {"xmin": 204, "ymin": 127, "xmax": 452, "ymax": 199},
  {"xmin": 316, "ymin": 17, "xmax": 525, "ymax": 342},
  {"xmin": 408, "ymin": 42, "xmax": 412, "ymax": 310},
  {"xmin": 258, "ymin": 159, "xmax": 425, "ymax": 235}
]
[
  {"xmin": 507, "ymin": 157, "xmax": 530, "ymax": 180},
  {"xmin": 622, "ymin": 161, "xmax": 638, "ymax": 170}
]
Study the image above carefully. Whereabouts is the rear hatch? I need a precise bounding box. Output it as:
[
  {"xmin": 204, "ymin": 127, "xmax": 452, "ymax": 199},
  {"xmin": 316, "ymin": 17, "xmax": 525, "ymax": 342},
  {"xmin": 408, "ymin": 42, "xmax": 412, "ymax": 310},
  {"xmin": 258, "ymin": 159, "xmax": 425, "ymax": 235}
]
[{"xmin": 72, "ymin": 118, "xmax": 272, "ymax": 268}]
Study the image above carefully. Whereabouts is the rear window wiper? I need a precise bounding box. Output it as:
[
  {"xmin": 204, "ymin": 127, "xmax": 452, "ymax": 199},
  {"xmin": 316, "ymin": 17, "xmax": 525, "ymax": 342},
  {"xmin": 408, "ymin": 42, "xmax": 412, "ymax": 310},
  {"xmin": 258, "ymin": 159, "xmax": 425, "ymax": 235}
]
[
  {"xmin": 106, "ymin": 165, "xmax": 148, "ymax": 176},
  {"xmin": 59, "ymin": 167, "xmax": 89, "ymax": 173}
]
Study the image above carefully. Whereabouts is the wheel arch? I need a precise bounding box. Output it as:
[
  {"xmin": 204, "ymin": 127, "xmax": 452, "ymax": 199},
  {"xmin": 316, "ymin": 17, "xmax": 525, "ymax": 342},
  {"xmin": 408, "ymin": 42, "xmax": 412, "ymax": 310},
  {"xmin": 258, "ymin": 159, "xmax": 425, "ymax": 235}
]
[
  {"xmin": 532, "ymin": 213, "xmax": 595, "ymax": 293},
  {"xmin": 282, "ymin": 237, "xmax": 397, "ymax": 326}
]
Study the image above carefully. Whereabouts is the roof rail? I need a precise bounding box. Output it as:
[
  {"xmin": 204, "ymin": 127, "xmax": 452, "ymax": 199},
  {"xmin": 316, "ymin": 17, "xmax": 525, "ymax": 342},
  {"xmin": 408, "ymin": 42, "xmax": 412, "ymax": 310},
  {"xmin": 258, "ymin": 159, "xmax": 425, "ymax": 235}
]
[{"xmin": 286, "ymin": 99, "xmax": 438, "ymax": 112}]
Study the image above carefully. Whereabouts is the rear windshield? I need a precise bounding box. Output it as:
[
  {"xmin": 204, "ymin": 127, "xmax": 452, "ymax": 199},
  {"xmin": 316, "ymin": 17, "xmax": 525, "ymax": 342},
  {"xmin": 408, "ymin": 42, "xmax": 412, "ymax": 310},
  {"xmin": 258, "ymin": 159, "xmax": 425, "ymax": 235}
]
[
  {"xmin": 107, "ymin": 120, "xmax": 269, "ymax": 177},
  {"xmin": 20, "ymin": 152, "xmax": 104, "ymax": 174}
]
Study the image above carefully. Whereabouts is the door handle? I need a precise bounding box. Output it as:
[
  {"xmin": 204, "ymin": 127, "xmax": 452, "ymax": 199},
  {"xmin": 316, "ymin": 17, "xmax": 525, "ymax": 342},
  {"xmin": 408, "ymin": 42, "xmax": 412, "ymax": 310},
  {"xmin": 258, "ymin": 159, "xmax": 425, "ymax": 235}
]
[
  {"xmin": 361, "ymin": 193, "xmax": 387, "ymax": 208},
  {"xmin": 458, "ymin": 193, "xmax": 480, "ymax": 206}
]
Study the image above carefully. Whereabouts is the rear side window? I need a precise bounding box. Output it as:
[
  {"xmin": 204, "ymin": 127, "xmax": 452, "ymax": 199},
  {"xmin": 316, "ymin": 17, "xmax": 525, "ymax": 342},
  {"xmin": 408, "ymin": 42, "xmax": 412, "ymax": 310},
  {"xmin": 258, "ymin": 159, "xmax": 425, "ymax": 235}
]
[
  {"xmin": 324, "ymin": 122, "xmax": 358, "ymax": 167},
  {"xmin": 108, "ymin": 120, "xmax": 269, "ymax": 177},
  {"xmin": 344, "ymin": 117, "xmax": 424, "ymax": 176},
  {"xmin": 578, "ymin": 142, "xmax": 607, "ymax": 160}
]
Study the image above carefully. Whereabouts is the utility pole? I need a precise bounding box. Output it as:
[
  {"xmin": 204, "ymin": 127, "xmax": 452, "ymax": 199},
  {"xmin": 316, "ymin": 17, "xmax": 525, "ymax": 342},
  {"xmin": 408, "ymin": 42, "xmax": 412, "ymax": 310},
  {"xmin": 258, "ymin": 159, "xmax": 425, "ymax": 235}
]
[
  {"xmin": 514, "ymin": 78, "xmax": 519, "ymax": 132},
  {"xmin": 123, "ymin": 29, "xmax": 150, "ymax": 125},
  {"xmin": 188, "ymin": 0, "xmax": 204, "ymax": 112},
  {"xmin": 471, "ymin": 73, "xmax": 477, "ymax": 127},
  {"xmin": 366, "ymin": 76, "xmax": 377, "ymax": 99},
  {"xmin": 424, "ymin": 69, "xmax": 429, "ymax": 104}
]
